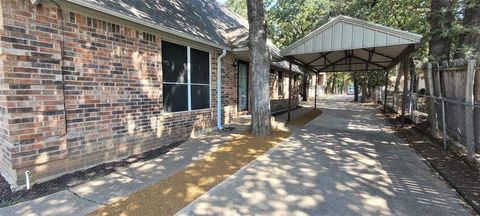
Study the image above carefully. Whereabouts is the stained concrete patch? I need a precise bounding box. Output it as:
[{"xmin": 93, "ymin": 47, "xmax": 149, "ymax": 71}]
[{"xmin": 88, "ymin": 130, "xmax": 291, "ymax": 216}]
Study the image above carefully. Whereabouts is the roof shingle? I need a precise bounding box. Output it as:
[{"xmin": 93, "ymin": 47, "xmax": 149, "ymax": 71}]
[{"xmin": 72, "ymin": 0, "xmax": 248, "ymax": 48}]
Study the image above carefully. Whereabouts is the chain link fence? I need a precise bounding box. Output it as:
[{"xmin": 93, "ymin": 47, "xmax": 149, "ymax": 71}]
[{"xmin": 376, "ymin": 59, "xmax": 479, "ymax": 160}]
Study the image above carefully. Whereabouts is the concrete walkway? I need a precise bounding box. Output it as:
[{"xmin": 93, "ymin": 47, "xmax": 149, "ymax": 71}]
[
  {"xmin": 177, "ymin": 96, "xmax": 473, "ymax": 216},
  {"xmin": 0, "ymin": 106, "xmax": 308, "ymax": 216}
]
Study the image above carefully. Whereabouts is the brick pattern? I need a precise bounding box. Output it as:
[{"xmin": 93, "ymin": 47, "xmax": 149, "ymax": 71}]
[
  {"xmin": 0, "ymin": 1, "xmax": 218, "ymax": 187},
  {"xmin": 0, "ymin": 0, "xmax": 300, "ymax": 188},
  {"xmin": 219, "ymin": 54, "xmax": 239, "ymax": 124},
  {"xmin": 269, "ymin": 69, "xmax": 300, "ymax": 113}
]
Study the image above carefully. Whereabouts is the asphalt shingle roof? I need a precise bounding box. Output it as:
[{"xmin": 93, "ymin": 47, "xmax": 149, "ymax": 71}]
[{"xmin": 73, "ymin": 0, "xmax": 248, "ymax": 48}]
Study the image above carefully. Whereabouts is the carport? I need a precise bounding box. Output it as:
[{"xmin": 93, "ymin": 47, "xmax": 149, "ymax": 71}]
[{"xmin": 281, "ymin": 16, "xmax": 422, "ymax": 119}]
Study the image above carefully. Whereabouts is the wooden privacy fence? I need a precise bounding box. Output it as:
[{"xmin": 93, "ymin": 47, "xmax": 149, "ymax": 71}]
[{"xmin": 381, "ymin": 59, "xmax": 479, "ymax": 160}]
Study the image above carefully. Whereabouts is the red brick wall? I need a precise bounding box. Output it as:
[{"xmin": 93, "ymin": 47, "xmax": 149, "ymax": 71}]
[
  {"xmin": 269, "ymin": 69, "xmax": 300, "ymax": 113},
  {"xmin": 0, "ymin": 0, "xmax": 225, "ymax": 187},
  {"xmin": 0, "ymin": 0, "xmax": 298, "ymax": 188}
]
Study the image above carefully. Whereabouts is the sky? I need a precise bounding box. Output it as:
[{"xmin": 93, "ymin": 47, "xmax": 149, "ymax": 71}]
[{"xmin": 217, "ymin": 0, "xmax": 227, "ymax": 4}]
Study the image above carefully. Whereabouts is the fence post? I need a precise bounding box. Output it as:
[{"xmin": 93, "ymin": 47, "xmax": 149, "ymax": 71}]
[
  {"xmin": 434, "ymin": 64, "xmax": 448, "ymax": 149},
  {"xmin": 441, "ymin": 98, "xmax": 447, "ymax": 149},
  {"xmin": 465, "ymin": 59, "xmax": 476, "ymax": 159}
]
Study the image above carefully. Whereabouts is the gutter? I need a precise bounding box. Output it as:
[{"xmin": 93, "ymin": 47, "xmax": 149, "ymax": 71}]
[
  {"xmin": 64, "ymin": 0, "xmax": 230, "ymax": 51},
  {"xmin": 216, "ymin": 50, "xmax": 227, "ymax": 130}
]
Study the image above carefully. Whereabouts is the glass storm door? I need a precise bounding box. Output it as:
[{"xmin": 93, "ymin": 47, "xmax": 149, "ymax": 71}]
[{"xmin": 238, "ymin": 62, "xmax": 248, "ymax": 111}]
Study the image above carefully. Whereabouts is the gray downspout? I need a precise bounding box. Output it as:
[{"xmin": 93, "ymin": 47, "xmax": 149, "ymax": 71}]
[{"xmin": 217, "ymin": 50, "xmax": 227, "ymax": 130}]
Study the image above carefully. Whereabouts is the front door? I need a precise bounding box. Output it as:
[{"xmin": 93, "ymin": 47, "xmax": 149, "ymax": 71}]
[{"xmin": 238, "ymin": 61, "xmax": 249, "ymax": 111}]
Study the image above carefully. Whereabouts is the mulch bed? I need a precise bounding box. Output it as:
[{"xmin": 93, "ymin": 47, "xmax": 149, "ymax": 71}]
[
  {"xmin": 380, "ymin": 108, "xmax": 480, "ymax": 214},
  {"xmin": 0, "ymin": 140, "xmax": 184, "ymax": 208}
]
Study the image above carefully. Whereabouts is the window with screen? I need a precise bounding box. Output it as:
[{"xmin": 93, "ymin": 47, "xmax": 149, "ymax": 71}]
[
  {"xmin": 162, "ymin": 41, "xmax": 210, "ymax": 112},
  {"xmin": 162, "ymin": 41, "xmax": 188, "ymax": 112},
  {"xmin": 191, "ymin": 48, "xmax": 210, "ymax": 110}
]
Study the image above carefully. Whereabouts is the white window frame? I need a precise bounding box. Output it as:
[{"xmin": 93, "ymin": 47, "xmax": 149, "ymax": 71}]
[{"xmin": 162, "ymin": 42, "xmax": 211, "ymax": 113}]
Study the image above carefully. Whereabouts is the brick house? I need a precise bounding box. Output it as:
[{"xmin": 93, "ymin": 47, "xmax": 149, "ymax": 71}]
[{"xmin": 0, "ymin": 0, "xmax": 302, "ymax": 188}]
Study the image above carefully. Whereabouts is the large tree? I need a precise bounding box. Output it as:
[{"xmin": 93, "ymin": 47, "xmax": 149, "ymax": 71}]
[
  {"xmin": 461, "ymin": 0, "xmax": 480, "ymax": 58},
  {"xmin": 429, "ymin": 0, "xmax": 456, "ymax": 61},
  {"xmin": 247, "ymin": 0, "xmax": 272, "ymax": 136}
]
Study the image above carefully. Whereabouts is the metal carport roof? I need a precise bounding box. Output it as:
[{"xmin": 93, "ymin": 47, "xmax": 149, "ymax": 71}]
[{"xmin": 281, "ymin": 16, "xmax": 422, "ymax": 72}]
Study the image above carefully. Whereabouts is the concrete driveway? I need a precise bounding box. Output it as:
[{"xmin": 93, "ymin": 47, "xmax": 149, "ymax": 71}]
[{"xmin": 177, "ymin": 96, "xmax": 472, "ymax": 216}]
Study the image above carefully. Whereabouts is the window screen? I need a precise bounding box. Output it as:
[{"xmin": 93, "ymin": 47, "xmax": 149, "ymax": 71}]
[
  {"xmin": 191, "ymin": 85, "xmax": 210, "ymax": 110},
  {"xmin": 162, "ymin": 41, "xmax": 188, "ymax": 112},
  {"xmin": 162, "ymin": 41, "xmax": 187, "ymax": 83},
  {"xmin": 191, "ymin": 48, "xmax": 209, "ymax": 84},
  {"xmin": 163, "ymin": 84, "xmax": 188, "ymax": 112},
  {"xmin": 191, "ymin": 48, "xmax": 210, "ymax": 109}
]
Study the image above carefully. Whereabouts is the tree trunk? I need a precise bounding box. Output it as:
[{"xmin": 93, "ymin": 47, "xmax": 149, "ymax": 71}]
[
  {"xmin": 325, "ymin": 75, "xmax": 331, "ymax": 94},
  {"xmin": 361, "ymin": 82, "xmax": 367, "ymax": 103},
  {"xmin": 247, "ymin": 0, "xmax": 272, "ymax": 136},
  {"xmin": 331, "ymin": 73, "xmax": 337, "ymax": 94},
  {"xmin": 365, "ymin": 75, "xmax": 370, "ymax": 98},
  {"xmin": 429, "ymin": 0, "xmax": 455, "ymax": 61},
  {"xmin": 425, "ymin": 62, "xmax": 439, "ymax": 133},
  {"xmin": 463, "ymin": 0, "xmax": 480, "ymax": 58},
  {"xmin": 339, "ymin": 76, "xmax": 345, "ymax": 94},
  {"xmin": 301, "ymin": 74, "xmax": 309, "ymax": 101},
  {"xmin": 354, "ymin": 72, "xmax": 359, "ymax": 102}
]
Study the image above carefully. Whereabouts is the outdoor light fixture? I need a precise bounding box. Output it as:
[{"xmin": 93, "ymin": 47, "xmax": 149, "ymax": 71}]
[{"xmin": 232, "ymin": 58, "xmax": 238, "ymax": 68}]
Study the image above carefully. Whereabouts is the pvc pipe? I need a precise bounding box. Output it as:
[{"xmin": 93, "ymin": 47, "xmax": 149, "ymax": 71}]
[
  {"xmin": 25, "ymin": 171, "xmax": 31, "ymax": 190},
  {"xmin": 216, "ymin": 50, "xmax": 227, "ymax": 130}
]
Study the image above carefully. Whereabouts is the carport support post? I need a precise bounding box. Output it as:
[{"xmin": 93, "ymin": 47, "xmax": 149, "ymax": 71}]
[{"xmin": 287, "ymin": 61, "xmax": 292, "ymax": 122}]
